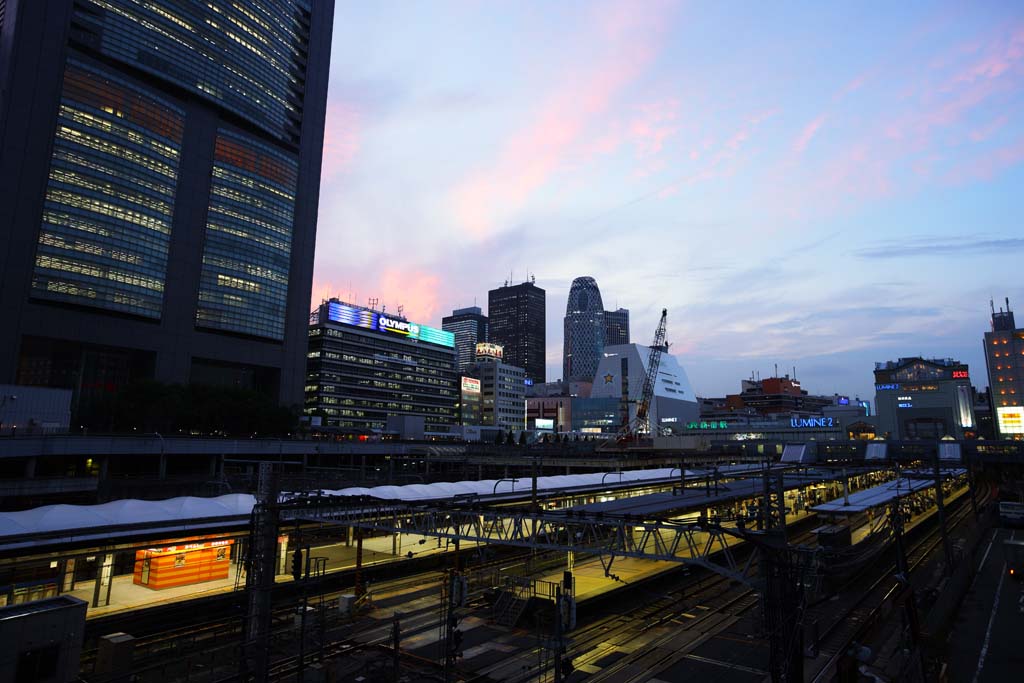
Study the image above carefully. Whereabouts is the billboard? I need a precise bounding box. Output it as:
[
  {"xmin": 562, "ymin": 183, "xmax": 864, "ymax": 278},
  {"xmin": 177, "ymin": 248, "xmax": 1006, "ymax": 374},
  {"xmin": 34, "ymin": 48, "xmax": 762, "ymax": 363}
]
[
  {"xmin": 475, "ymin": 342, "xmax": 503, "ymax": 360},
  {"xmin": 326, "ymin": 302, "xmax": 454, "ymax": 348},
  {"xmin": 997, "ymin": 406, "xmax": 1024, "ymax": 434},
  {"xmin": 461, "ymin": 377, "xmax": 481, "ymax": 393},
  {"xmin": 535, "ymin": 418, "xmax": 555, "ymax": 430}
]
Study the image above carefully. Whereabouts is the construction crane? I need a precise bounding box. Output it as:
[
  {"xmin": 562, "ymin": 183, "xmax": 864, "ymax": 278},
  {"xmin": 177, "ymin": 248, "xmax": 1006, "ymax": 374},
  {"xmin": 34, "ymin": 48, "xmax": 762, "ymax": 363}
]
[{"xmin": 619, "ymin": 308, "xmax": 667, "ymax": 439}]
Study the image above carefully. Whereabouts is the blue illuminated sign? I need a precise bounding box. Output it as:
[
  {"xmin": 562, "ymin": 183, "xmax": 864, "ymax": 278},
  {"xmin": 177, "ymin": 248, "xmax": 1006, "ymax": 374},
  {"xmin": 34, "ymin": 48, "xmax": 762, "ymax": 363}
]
[
  {"xmin": 875, "ymin": 383, "xmax": 899, "ymax": 391},
  {"xmin": 326, "ymin": 302, "xmax": 454, "ymax": 348},
  {"xmin": 790, "ymin": 417, "xmax": 836, "ymax": 428},
  {"xmin": 524, "ymin": 378, "xmax": 534, "ymax": 386},
  {"xmin": 837, "ymin": 397, "xmax": 850, "ymax": 405}
]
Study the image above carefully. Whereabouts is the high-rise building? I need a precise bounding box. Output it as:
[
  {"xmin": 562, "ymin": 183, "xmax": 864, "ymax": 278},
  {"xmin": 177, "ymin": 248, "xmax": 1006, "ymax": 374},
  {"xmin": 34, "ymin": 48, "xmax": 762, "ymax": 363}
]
[
  {"xmin": 305, "ymin": 300, "xmax": 458, "ymax": 437},
  {"xmin": 0, "ymin": 0, "xmax": 335, "ymax": 409},
  {"xmin": 487, "ymin": 279, "xmax": 546, "ymax": 385},
  {"xmin": 984, "ymin": 298, "xmax": 1024, "ymax": 439},
  {"xmin": 604, "ymin": 308, "xmax": 630, "ymax": 346},
  {"xmin": 466, "ymin": 347, "xmax": 526, "ymax": 431},
  {"xmin": 873, "ymin": 357, "xmax": 976, "ymax": 439},
  {"xmin": 562, "ymin": 276, "xmax": 605, "ymax": 382},
  {"xmin": 442, "ymin": 306, "xmax": 488, "ymax": 372}
]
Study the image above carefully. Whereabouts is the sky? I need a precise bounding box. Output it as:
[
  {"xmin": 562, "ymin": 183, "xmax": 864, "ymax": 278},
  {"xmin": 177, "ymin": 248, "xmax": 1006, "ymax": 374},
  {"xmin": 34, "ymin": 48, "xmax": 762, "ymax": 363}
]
[{"xmin": 312, "ymin": 0, "xmax": 1024, "ymax": 404}]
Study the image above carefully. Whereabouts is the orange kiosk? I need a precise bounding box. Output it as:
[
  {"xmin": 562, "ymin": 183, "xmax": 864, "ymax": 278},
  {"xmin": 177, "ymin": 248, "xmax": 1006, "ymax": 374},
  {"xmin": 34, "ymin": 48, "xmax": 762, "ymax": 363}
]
[{"xmin": 133, "ymin": 540, "xmax": 234, "ymax": 590}]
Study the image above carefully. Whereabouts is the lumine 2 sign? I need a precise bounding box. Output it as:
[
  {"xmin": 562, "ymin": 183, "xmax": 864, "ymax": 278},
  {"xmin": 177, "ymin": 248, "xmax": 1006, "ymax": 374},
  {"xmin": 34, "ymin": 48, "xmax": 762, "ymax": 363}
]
[{"xmin": 790, "ymin": 417, "xmax": 836, "ymax": 428}]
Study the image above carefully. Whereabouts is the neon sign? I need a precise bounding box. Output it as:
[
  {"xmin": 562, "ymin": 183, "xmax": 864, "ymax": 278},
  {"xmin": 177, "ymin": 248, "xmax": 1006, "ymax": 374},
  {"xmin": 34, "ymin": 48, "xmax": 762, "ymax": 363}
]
[
  {"xmin": 952, "ymin": 370, "xmax": 969, "ymax": 379},
  {"xmin": 875, "ymin": 383, "xmax": 899, "ymax": 391},
  {"xmin": 687, "ymin": 420, "xmax": 729, "ymax": 429},
  {"xmin": 461, "ymin": 377, "xmax": 481, "ymax": 393},
  {"xmin": 475, "ymin": 342, "xmax": 503, "ymax": 360},
  {"xmin": 790, "ymin": 417, "xmax": 836, "ymax": 428},
  {"xmin": 326, "ymin": 302, "xmax": 454, "ymax": 348}
]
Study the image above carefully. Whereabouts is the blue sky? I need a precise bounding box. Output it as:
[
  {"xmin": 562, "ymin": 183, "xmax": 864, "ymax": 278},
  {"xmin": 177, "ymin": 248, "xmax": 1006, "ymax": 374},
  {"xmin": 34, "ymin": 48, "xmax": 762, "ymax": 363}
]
[{"xmin": 313, "ymin": 1, "xmax": 1024, "ymax": 403}]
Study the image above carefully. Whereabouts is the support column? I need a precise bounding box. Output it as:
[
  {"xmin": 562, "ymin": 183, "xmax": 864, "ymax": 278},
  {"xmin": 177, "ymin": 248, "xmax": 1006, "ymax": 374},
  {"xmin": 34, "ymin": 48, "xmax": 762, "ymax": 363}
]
[
  {"xmin": 91, "ymin": 553, "xmax": 114, "ymax": 608},
  {"xmin": 24, "ymin": 457, "xmax": 36, "ymax": 478},
  {"xmin": 158, "ymin": 453, "xmax": 168, "ymax": 480},
  {"xmin": 60, "ymin": 558, "xmax": 76, "ymax": 593}
]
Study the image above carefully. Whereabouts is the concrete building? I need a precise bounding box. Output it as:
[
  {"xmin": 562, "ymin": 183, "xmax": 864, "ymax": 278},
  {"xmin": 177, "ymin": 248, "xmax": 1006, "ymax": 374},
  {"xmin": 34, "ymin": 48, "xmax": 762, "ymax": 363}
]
[
  {"xmin": 873, "ymin": 357, "xmax": 976, "ymax": 439},
  {"xmin": 305, "ymin": 300, "xmax": 458, "ymax": 438},
  {"xmin": 563, "ymin": 276, "xmax": 606, "ymax": 382},
  {"xmin": 458, "ymin": 376, "xmax": 482, "ymax": 426},
  {"xmin": 983, "ymin": 298, "xmax": 1024, "ymax": 439},
  {"xmin": 0, "ymin": 0, "xmax": 335, "ymax": 410},
  {"xmin": 487, "ymin": 279, "xmax": 545, "ymax": 385},
  {"xmin": 0, "ymin": 385, "xmax": 71, "ymax": 435},
  {"xmin": 604, "ymin": 308, "xmax": 630, "ymax": 346},
  {"xmin": 588, "ymin": 344, "xmax": 699, "ymax": 433},
  {"xmin": 442, "ymin": 306, "xmax": 488, "ymax": 373},
  {"xmin": 466, "ymin": 347, "xmax": 526, "ymax": 432}
]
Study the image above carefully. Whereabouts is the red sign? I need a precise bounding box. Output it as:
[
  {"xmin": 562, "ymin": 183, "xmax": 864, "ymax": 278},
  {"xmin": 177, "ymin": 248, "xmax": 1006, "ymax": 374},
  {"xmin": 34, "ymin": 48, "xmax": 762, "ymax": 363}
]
[{"xmin": 952, "ymin": 370, "xmax": 969, "ymax": 379}]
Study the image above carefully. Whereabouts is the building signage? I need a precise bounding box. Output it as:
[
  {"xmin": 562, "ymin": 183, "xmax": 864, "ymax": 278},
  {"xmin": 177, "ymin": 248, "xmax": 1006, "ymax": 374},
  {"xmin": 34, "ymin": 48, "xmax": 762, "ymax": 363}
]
[
  {"xmin": 790, "ymin": 417, "xmax": 836, "ymax": 428},
  {"xmin": 997, "ymin": 406, "xmax": 1024, "ymax": 434},
  {"xmin": 475, "ymin": 342, "xmax": 503, "ymax": 360},
  {"xmin": 875, "ymin": 383, "xmax": 899, "ymax": 391},
  {"xmin": 461, "ymin": 377, "xmax": 481, "ymax": 393},
  {"xmin": 327, "ymin": 302, "xmax": 455, "ymax": 348},
  {"xmin": 952, "ymin": 370, "xmax": 969, "ymax": 379},
  {"xmin": 687, "ymin": 420, "xmax": 729, "ymax": 429},
  {"xmin": 535, "ymin": 418, "xmax": 555, "ymax": 430}
]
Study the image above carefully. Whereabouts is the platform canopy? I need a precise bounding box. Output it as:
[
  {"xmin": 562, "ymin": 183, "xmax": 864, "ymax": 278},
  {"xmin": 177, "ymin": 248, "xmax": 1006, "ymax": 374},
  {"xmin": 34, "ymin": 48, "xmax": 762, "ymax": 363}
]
[{"xmin": 810, "ymin": 476, "xmax": 935, "ymax": 514}]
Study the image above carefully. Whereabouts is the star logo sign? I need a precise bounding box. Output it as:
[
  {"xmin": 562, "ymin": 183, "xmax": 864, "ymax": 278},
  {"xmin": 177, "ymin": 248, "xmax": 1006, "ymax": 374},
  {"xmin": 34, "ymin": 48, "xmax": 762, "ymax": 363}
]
[{"xmin": 603, "ymin": 373, "xmax": 614, "ymax": 384}]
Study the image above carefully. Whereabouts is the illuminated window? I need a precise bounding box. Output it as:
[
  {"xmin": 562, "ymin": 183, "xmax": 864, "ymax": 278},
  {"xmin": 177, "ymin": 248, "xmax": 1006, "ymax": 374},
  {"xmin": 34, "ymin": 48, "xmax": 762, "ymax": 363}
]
[
  {"xmin": 30, "ymin": 60, "xmax": 183, "ymax": 318},
  {"xmin": 195, "ymin": 129, "xmax": 297, "ymax": 339}
]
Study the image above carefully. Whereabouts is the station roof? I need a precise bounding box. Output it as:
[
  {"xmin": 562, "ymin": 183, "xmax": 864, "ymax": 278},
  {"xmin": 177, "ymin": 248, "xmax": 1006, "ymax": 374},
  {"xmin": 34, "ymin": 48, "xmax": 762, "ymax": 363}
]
[
  {"xmin": 554, "ymin": 469, "xmax": 842, "ymax": 519},
  {"xmin": 0, "ymin": 494, "xmax": 255, "ymax": 550},
  {"xmin": 811, "ymin": 476, "xmax": 935, "ymax": 514},
  {"xmin": 315, "ymin": 463, "xmax": 769, "ymax": 502}
]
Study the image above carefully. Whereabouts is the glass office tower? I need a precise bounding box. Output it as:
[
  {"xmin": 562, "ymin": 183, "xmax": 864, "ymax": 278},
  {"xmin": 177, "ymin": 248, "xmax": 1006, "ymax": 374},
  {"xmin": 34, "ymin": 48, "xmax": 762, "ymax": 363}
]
[
  {"xmin": 0, "ymin": 0, "xmax": 335, "ymax": 408},
  {"xmin": 488, "ymin": 280, "xmax": 546, "ymax": 385}
]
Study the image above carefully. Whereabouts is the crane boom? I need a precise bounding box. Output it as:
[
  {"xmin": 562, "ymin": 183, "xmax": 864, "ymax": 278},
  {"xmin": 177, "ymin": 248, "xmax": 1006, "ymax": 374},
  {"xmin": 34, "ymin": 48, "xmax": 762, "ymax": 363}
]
[{"xmin": 635, "ymin": 308, "xmax": 667, "ymax": 434}]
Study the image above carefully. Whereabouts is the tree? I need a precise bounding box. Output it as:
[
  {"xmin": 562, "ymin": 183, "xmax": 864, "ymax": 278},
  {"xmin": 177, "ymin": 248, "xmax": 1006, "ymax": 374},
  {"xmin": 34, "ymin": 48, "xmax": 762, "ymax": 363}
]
[
  {"xmin": 518, "ymin": 431, "xmax": 527, "ymax": 446},
  {"xmin": 495, "ymin": 430, "xmax": 505, "ymax": 445}
]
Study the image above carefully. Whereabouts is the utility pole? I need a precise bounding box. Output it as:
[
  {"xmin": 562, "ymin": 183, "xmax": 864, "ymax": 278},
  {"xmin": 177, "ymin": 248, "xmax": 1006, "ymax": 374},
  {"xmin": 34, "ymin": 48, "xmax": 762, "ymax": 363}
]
[{"xmin": 392, "ymin": 612, "xmax": 402, "ymax": 683}]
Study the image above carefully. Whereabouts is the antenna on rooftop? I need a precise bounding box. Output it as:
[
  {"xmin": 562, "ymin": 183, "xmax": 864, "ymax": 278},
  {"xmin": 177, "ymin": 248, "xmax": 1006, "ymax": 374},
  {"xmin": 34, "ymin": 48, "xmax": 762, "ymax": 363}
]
[
  {"xmin": 368, "ymin": 297, "xmax": 379, "ymax": 311},
  {"xmin": 397, "ymin": 304, "xmax": 404, "ymax": 318}
]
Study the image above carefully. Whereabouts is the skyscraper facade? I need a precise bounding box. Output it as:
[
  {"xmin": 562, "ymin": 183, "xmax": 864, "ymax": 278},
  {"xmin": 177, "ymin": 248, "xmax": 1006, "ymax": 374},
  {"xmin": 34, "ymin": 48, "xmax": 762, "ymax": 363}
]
[
  {"xmin": 563, "ymin": 276, "xmax": 605, "ymax": 382},
  {"xmin": 488, "ymin": 280, "xmax": 546, "ymax": 384},
  {"xmin": 0, "ymin": 0, "xmax": 334, "ymax": 409},
  {"xmin": 984, "ymin": 298, "xmax": 1024, "ymax": 439},
  {"xmin": 442, "ymin": 306, "xmax": 488, "ymax": 372},
  {"xmin": 604, "ymin": 308, "xmax": 630, "ymax": 346}
]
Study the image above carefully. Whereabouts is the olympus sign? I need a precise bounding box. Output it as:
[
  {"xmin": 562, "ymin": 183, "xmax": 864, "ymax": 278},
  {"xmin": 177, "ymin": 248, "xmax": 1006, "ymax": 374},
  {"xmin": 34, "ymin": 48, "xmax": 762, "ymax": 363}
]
[{"xmin": 379, "ymin": 316, "xmax": 420, "ymax": 336}]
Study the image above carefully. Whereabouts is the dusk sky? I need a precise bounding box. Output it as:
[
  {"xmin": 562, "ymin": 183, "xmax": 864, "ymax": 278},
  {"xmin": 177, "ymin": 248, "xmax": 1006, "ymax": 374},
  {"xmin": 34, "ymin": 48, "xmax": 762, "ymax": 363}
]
[{"xmin": 313, "ymin": 1, "xmax": 1024, "ymax": 404}]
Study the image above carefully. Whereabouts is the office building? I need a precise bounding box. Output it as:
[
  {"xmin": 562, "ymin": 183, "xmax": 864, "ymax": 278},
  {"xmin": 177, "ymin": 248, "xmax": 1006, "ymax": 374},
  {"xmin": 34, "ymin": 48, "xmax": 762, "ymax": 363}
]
[
  {"xmin": 0, "ymin": 0, "xmax": 335, "ymax": 410},
  {"xmin": 442, "ymin": 306, "xmax": 488, "ymax": 372},
  {"xmin": 466, "ymin": 346, "xmax": 526, "ymax": 431},
  {"xmin": 717, "ymin": 375, "xmax": 834, "ymax": 417},
  {"xmin": 604, "ymin": 308, "xmax": 630, "ymax": 346},
  {"xmin": 588, "ymin": 344, "xmax": 699, "ymax": 432},
  {"xmin": 983, "ymin": 298, "xmax": 1024, "ymax": 439},
  {"xmin": 487, "ymin": 279, "xmax": 545, "ymax": 385},
  {"xmin": 873, "ymin": 357, "xmax": 976, "ymax": 439},
  {"xmin": 305, "ymin": 300, "xmax": 458, "ymax": 438},
  {"xmin": 563, "ymin": 276, "xmax": 605, "ymax": 382},
  {"xmin": 458, "ymin": 376, "xmax": 482, "ymax": 426}
]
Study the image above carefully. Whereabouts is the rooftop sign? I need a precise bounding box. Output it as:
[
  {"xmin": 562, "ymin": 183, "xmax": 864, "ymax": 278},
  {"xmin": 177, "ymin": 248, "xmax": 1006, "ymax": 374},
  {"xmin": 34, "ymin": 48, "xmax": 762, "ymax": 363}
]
[{"xmin": 326, "ymin": 302, "xmax": 455, "ymax": 348}]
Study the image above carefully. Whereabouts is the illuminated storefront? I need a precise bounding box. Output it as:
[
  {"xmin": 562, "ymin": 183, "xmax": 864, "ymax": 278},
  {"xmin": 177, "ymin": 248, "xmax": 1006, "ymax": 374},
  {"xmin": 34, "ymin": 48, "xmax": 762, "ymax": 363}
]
[{"xmin": 134, "ymin": 540, "xmax": 234, "ymax": 590}]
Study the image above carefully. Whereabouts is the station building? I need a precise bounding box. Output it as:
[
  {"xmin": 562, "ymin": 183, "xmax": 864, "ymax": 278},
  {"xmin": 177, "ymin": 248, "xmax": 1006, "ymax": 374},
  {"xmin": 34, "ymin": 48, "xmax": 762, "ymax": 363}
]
[
  {"xmin": 305, "ymin": 300, "xmax": 458, "ymax": 438},
  {"xmin": 873, "ymin": 357, "xmax": 976, "ymax": 440}
]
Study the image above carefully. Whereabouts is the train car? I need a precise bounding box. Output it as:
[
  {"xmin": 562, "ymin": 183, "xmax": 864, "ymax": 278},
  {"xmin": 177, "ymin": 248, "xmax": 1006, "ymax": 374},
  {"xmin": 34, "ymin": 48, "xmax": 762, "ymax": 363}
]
[
  {"xmin": 998, "ymin": 501, "xmax": 1024, "ymax": 528},
  {"xmin": 1004, "ymin": 539, "xmax": 1024, "ymax": 579}
]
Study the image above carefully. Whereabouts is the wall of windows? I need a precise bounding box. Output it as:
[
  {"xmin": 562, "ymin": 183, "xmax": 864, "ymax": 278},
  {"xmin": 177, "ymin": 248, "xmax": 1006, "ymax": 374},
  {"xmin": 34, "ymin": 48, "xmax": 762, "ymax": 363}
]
[
  {"xmin": 73, "ymin": 0, "xmax": 310, "ymax": 142},
  {"xmin": 31, "ymin": 59, "xmax": 184, "ymax": 318},
  {"xmin": 195, "ymin": 130, "xmax": 298, "ymax": 340}
]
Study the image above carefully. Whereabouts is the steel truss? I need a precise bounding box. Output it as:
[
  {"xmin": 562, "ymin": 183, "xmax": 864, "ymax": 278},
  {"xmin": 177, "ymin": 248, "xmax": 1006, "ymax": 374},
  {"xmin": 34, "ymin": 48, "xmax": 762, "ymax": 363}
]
[{"xmin": 281, "ymin": 496, "xmax": 815, "ymax": 588}]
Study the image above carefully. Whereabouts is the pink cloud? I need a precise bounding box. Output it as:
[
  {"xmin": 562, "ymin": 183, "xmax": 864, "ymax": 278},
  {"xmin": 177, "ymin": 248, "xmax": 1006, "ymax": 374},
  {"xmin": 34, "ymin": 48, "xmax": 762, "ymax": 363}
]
[
  {"xmin": 793, "ymin": 114, "xmax": 826, "ymax": 154},
  {"xmin": 311, "ymin": 267, "xmax": 443, "ymax": 323},
  {"xmin": 944, "ymin": 136, "xmax": 1024, "ymax": 185},
  {"xmin": 969, "ymin": 114, "xmax": 1008, "ymax": 142},
  {"xmin": 450, "ymin": 0, "xmax": 675, "ymax": 237}
]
